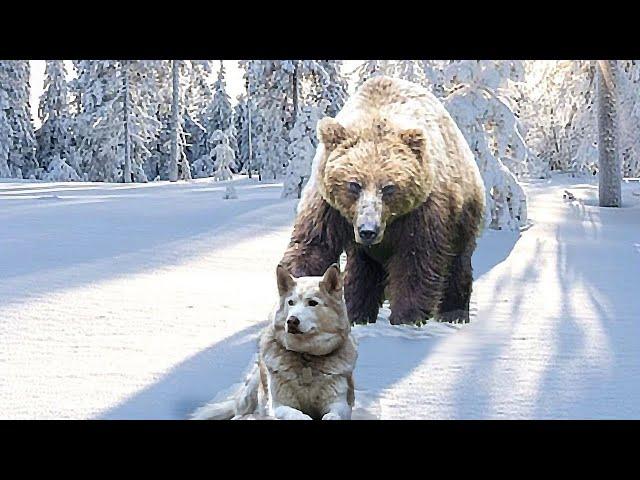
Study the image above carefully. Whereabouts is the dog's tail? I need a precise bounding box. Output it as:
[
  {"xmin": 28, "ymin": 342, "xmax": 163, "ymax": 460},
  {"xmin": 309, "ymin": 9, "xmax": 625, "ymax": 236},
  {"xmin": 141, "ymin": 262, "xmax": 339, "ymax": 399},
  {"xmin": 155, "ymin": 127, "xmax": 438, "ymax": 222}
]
[{"xmin": 190, "ymin": 362, "xmax": 261, "ymax": 420}]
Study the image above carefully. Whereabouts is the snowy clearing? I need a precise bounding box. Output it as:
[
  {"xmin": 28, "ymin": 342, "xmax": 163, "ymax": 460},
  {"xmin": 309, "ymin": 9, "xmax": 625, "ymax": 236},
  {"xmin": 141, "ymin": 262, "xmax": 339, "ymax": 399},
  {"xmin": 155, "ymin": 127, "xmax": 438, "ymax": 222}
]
[{"xmin": 1, "ymin": 175, "xmax": 639, "ymax": 419}]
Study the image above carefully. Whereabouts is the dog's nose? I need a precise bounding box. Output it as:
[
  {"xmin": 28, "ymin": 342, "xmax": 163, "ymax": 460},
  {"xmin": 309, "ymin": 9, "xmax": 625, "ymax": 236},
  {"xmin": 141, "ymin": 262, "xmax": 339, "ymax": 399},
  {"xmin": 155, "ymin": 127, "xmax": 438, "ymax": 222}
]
[
  {"xmin": 358, "ymin": 227, "xmax": 378, "ymax": 242},
  {"xmin": 287, "ymin": 316, "xmax": 300, "ymax": 327}
]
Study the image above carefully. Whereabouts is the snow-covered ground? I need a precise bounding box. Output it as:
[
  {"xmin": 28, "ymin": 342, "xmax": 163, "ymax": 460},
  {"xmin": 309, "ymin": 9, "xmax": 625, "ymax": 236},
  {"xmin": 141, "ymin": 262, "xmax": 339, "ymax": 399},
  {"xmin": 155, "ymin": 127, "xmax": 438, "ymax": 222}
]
[{"xmin": 1, "ymin": 175, "xmax": 639, "ymax": 419}]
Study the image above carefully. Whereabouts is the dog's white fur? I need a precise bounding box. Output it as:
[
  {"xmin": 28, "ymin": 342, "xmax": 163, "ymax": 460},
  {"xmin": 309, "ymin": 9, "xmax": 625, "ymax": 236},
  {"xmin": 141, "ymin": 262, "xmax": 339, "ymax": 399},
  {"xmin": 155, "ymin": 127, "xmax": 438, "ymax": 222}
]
[{"xmin": 191, "ymin": 264, "xmax": 357, "ymax": 420}]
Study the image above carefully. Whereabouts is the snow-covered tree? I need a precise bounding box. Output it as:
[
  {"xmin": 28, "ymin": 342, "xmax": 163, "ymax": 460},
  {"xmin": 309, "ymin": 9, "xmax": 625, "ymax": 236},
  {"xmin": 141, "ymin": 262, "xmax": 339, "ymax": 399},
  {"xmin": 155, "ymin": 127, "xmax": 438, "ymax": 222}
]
[
  {"xmin": 234, "ymin": 93, "xmax": 259, "ymax": 177},
  {"xmin": 191, "ymin": 147, "xmax": 216, "ymax": 178},
  {"xmin": 393, "ymin": 60, "xmax": 424, "ymax": 84},
  {"xmin": 354, "ymin": 60, "xmax": 391, "ymax": 87},
  {"xmin": 184, "ymin": 112, "xmax": 208, "ymax": 173},
  {"xmin": 226, "ymin": 117, "xmax": 240, "ymax": 173},
  {"xmin": 184, "ymin": 60, "xmax": 212, "ymax": 117},
  {"xmin": 611, "ymin": 60, "xmax": 640, "ymax": 178},
  {"xmin": 0, "ymin": 61, "xmax": 37, "ymax": 178},
  {"xmin": 73, "ymin": 60, "xmax": 161, "ymax": 182},
  {"xmin": 282, "ymin": 101, "xmax": 327, "ymax": 198},
  {"xmin": 211, "ymin": 130, "xmax": 236, "ymax": 181},
  {"xmin": 182, "ymin": 61, "xmax": 212, "ymax": 168},
  {"xmin": 198, "ymin": 61, "xmax": 239, "ymax": 173},
  {"xmin": 41, "ymin": 153, "xmax": 82, "ymax": 181},
  {"xmin": 74, "ymin": 60, "xmax": 124, "ymax": 181},
  {"xmin": 202, "ymin": 61, "xmax": 233, "ymax": 135},
  {"xmin": 191, "ymin": 129, "xmax": 220, "ymax": 179},
  {"xmin": 240, "ymin": 61, "xmax": 286, "ymax": 180},
  {"xmin": 241, "ymin": 60, "xmax": 328, "ymax": 180},
  {"xmin": 522, "ymin": 61, "xmax": 598, "ymax": 176},
  {"xmin": 0, "ymin": 89, "xmax": 12, "ymax": 178},
  {"xmin": 36, "ymin": 60, "xmax": 75, "ymax": 178},
  {"xmin": 443, "ymin": 60, "xmax": 529, "ymax": 230},
  {"xmin": 310, "ymin": 61, "xmax": 348, "ymax": 118}
]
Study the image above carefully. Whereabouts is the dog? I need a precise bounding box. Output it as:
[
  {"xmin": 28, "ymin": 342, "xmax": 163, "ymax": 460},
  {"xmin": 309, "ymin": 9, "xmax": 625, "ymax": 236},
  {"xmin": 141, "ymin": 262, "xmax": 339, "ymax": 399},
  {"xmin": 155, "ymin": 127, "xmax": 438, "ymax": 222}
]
[{"xmin": 191, "ymin": 263, "xmax": 357, "ymax": 420}]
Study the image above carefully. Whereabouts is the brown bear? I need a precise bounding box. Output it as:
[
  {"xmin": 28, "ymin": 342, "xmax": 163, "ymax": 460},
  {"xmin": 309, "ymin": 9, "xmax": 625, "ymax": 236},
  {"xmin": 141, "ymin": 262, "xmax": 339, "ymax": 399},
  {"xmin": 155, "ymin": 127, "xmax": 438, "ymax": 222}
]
[{"xmin": 280, "ymin": 76, "xmax": 486, "ymax": 325}]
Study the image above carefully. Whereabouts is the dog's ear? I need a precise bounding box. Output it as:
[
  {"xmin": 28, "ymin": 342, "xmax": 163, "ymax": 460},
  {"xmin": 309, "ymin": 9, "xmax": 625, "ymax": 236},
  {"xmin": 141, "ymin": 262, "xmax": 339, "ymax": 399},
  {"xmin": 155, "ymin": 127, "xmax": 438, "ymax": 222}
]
[
  {"xmin": 320, "ymin": 263, "xmax": 342, "ymax": 295},
  {"xmin": 276, "ymin": 264, "xmax": 296, "ymax": 296}
]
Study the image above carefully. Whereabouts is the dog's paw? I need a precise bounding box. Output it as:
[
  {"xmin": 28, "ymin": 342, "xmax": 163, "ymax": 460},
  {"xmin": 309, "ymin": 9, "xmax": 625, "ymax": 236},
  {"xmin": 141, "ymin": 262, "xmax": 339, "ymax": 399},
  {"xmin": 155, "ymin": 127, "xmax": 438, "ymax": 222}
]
[
  {"xmin": 274, "ymin": 406, "xmax": 312, "ymax": 420},
  {"xmin": 322, "ymin": 412, "xmax": 342, "ymax": 420}
]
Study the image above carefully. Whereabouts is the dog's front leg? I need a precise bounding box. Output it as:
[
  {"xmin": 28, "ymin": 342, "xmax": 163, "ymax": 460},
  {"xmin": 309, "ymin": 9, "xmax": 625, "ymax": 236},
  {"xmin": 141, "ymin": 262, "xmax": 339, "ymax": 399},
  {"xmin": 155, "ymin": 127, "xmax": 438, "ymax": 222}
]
[
  {"xmin": 322, "ymin": 400, "xmax": 352, "ymax": 420},
  {"xmin": 273, "ymin": 405, "xmax": 312, "ymax": 420}
]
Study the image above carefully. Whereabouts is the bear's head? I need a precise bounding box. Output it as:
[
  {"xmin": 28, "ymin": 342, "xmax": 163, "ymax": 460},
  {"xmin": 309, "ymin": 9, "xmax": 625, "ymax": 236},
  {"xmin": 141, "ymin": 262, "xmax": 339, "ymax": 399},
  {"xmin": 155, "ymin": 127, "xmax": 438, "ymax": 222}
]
[{"xmin": 316, "ymin": 116, "xmax": 435, "ymax": 246}]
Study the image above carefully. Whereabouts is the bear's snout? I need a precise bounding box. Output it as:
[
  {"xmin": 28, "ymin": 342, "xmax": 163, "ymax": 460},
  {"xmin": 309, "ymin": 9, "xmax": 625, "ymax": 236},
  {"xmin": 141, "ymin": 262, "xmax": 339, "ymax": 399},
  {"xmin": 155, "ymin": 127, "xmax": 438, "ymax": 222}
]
[
  {"xmin": 355, "ymin": 192, "xmax": 384, "ymax": 245},
  {"xmin": 358, "ymin": 226, "xmax": 379, "ymax": 242}
]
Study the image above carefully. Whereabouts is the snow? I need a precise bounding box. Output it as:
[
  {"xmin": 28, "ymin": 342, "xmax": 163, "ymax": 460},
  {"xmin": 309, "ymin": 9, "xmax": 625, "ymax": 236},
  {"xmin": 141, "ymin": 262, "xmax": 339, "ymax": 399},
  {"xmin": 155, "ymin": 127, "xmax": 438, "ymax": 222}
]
[{"xmin": 1, "ymin": 174, "xmax": 638, "ymax": 419}]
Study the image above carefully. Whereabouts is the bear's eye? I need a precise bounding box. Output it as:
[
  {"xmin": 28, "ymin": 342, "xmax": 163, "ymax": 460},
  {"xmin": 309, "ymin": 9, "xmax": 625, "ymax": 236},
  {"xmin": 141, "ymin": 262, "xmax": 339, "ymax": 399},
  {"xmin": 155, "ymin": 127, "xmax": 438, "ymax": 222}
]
[
  {"xmin": 348, "ymin": 182, "xmax": 362, "ymax": 195},
  {"xmin": 288, "ymin": 299, "xmax": 295, "ymax": 306},
  {"xmin": 382, "ymin": 184, "xmax": 396, "ymax": 197},
  {"xmin": 307, "ymin": 299, "xmax": 318, "ymax": 307}
]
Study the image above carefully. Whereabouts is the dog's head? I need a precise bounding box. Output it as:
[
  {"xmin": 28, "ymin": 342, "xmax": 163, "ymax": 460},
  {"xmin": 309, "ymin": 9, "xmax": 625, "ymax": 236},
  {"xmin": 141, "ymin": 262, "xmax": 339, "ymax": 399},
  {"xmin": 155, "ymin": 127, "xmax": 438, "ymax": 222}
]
[{"xmin": 274, "ymin": 263, "xmax": 349, "ymax": 356}]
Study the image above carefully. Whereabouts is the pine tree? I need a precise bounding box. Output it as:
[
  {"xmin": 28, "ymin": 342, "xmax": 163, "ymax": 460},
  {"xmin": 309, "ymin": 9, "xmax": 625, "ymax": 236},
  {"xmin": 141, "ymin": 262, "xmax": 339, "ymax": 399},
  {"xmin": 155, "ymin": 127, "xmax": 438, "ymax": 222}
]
[
  {"xmin": 0, "ymin": 89, "xmax": 12, "ymax": 178},
  {"xmin": 241, "ymin": 60, "xmax": 326, "ymax": 180},
  {"xmin": 202, "ymin": 61, "xmax": 233, "ymax": 134},
  {"xmin": 183, "ymin": 61, "xmax": 212, "ymax": 169},
  {"xmin": 608, "ymin": 60, "xmax": 640, "ymax": 178},
  {"xmin": 282, "ymin": 101, "xmax": 327, "ymax": 198},
  {"xmin": 211, "ymin": 130, "xmax": 236, "ymax": 181},
  {"xmin": 184, "ymin": 112, "xmax": 208, "ymax": 175},
  {"xmin": 0, "ymin": 61, "xmax": 37, "ymax": 178},
  {"xmin": 420, "ymin": 61, "xmax": 450, "ymax": 98},
  {"xmin": 354, "ymin": 60, "xmax": 391, "ymax": 87},
  {"xmin": 73, "ymin": 61, "xmax": 121, "ymax": 181},
  {"xmin": 184, "ymin": 60, "xmax": 212, "ymax": 117},
  {"xmin": 522, "ymin": 61, "xmax": 598, "ymax": 176},
  {"xmin": 310, "ymin": 61, "xmax": 348, "ymax": 118},
  {"xmin": 73, "ymin": 60, "xmax": 161, "ymax": 182},
  {"xmin": 233, "ymin": 93, "xmax": 258, "ymax": 176},
  {"xmin": 393, "ymin": 60, "xmax": 424, "ymax": 84},
  {"xmin": 36, "ymin": 61, "xmax": 80, "ymax": 180},
  {"xmin": 443, "ymin": 60, "xmax": 529, "ymax": 230},
  {"xmin": 199, "ymin": 61, "xmax": 238, "ymax": 173},
  {"xmin": 168, "ymin": 60, "xmax": 191, "ymax": 181}
]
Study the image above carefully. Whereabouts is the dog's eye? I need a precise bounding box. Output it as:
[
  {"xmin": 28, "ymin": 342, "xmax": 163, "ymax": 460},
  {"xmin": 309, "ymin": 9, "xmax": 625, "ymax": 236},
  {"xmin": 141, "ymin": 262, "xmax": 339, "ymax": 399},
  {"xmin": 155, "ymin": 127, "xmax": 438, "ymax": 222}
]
[
  {"xmin": 308, "ymin": 300, "xmax": 318, "ymax": 307},
  {"xmin": 382, "ymin": 184, "xmax": 396, "ymax": 197},
  {"xmin": 348, "ymin": 182, "xmax": 361, "ymax": 195},
  {"xmin": 287, "ymin": 299, "xmax": 295, "ymax": 306}
]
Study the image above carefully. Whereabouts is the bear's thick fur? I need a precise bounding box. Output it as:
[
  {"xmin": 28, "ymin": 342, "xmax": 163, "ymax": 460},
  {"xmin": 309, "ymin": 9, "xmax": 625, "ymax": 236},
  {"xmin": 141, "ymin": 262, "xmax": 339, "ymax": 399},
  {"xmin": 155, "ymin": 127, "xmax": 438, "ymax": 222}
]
[{"xmin": 281, "ymin": 76, "xmax": 485, "ymax": 325}]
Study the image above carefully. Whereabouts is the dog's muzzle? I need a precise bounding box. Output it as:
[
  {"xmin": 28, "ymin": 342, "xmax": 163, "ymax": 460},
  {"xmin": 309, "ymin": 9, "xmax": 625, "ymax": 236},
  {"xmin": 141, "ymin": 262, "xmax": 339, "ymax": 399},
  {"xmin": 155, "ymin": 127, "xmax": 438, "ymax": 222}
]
[{"xmin": 286, "ymin": 316, "xmax": 303, "ymax": 334}]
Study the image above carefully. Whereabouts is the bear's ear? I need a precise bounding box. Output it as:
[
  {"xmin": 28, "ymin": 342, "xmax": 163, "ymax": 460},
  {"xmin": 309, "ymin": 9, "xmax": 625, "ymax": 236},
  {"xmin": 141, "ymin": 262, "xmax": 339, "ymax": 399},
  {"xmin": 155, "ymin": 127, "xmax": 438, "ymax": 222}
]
[
  {"xmin": 399, "ymin": 128, "xmax": 427, "ymax": 161},
  {"xmin": 276, "ymin": 264, "xmax": 296, "ymax": 297},
  {"xmin": 317, "ymin": 117, "xmax": 349, "ymax": 151}
]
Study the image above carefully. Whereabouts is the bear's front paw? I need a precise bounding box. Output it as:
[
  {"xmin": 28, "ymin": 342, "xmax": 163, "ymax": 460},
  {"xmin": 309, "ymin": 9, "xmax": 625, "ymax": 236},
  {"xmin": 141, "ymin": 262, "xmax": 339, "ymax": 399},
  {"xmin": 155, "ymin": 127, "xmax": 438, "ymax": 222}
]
[
  {"xmin": 347, "ymin": 306, "xmax": 379, "ymax": 325},
  {"xmin": 389, "ymin": 309, "xmax": 430, "ymax": 326},
  {"xmin": 350, "ymin": 314, "xmax": 376, "ymax": 326},
  {"xmin": 438, "ymin": 309, "xmax": 470, "ymax": 324}
]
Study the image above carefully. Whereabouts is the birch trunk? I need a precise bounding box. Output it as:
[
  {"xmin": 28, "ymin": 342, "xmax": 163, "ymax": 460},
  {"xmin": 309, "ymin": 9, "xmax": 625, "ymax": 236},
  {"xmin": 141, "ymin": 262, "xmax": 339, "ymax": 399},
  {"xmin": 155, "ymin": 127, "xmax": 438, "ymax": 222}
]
[{"xmin": 597, "ymin": 60, "xmax": 622, "ymax": 207}]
